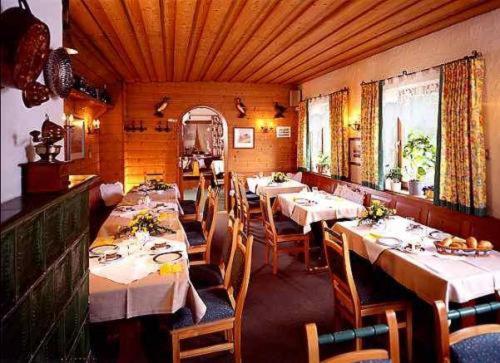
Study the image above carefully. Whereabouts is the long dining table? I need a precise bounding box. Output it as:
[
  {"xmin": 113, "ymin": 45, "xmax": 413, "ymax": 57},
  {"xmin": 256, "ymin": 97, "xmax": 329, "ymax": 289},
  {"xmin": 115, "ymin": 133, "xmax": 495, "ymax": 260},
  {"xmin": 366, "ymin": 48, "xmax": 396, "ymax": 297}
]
[
  {"xmin": 246, "ymin": 176, "xmax": 308, "ymax": 198},
  {"xmin": 89, "ymin": 185, "xmax": 206, "ymax": 324},
  {"xmin": 334, "ymin": 215, "xmax": 500, "ymax": 305}
]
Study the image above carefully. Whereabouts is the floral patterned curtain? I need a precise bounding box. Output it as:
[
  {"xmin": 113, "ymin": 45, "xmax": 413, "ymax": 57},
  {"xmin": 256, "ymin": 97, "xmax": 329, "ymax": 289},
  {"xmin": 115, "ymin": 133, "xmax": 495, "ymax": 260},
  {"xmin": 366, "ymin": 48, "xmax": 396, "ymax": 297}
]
[
  {"xmin": 360, "ymin": 81, "xmax": 382, "ymax": 189},
  {"xmin": 329, "ymin": 89, "xmax": 349, "ymax": 179},
  {"xmin": 434, "ymin": 57, "xmax": 487, "ymax": 215},
  {"xmin": 297, "ymin": 101, "xmax": 309, "ymax": 170}
]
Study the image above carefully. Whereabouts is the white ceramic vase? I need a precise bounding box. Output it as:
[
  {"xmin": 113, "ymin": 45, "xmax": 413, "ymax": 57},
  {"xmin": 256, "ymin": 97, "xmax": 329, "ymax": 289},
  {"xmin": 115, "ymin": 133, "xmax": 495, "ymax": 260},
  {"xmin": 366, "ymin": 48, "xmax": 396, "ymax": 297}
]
[
  {"xmin": 385, "ymin": 178, "xmax": 392, "ymax": 190},
  {"xmin": 391, "ymin": 182, "xmax": 401, "ymax": 192}
]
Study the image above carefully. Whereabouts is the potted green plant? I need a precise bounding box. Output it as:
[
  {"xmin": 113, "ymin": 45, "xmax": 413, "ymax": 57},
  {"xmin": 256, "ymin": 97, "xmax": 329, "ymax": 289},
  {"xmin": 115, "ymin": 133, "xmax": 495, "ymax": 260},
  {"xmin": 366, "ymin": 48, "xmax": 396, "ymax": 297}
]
[
  {"xmin": 316, "ymin": 153, "xmax": 330, "ymax": 175},
  {"xmin": 402, "ymin": 132, "xmax": 436, "ymax": 196},
  {"xmin": 386, "ymin": 167, "xmax": 402, "ymax": 192}
]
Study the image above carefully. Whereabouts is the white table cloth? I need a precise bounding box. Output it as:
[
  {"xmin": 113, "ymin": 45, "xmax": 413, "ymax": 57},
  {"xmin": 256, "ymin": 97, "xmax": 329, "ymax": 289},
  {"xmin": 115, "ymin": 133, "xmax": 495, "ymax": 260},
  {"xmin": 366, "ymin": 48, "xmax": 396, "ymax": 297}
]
[
  {"xmin": 246, "ymin": 176, "xmax": 308, "ymax": 197},
  {"xmin": 277, "ymin": 191, "xmax": 365, "ymax": 233},
  {"xmin": 89, "ymin": 189, "xmax": 205, "ymax": 323},
  {"xmin": 334, "ymin": 216, "xmax": 500, "ymax": 305}
]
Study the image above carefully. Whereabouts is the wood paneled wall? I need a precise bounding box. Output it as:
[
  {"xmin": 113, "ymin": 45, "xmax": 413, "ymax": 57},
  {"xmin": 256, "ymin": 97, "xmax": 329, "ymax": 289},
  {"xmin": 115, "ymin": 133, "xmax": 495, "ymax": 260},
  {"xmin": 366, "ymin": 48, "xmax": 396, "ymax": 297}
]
[
  {"xmin": 122, "ymin": 82, "xmax": 297, "ymax": 190},
  {"xmin": 98, "ymin": 82, "xmax": 125, "ymax": 184}
]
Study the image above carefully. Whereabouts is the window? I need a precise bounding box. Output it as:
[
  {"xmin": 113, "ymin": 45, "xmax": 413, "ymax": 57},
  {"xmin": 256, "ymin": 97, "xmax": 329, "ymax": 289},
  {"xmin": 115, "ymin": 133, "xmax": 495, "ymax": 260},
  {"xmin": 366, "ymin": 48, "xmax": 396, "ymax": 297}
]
[
  {"xmin": 382, "ymin": 69, "xmax": 440, "ymax": 191},
  {"xmin": 308, "ymin": 96, "xmax": 330, "ymax": 174}
]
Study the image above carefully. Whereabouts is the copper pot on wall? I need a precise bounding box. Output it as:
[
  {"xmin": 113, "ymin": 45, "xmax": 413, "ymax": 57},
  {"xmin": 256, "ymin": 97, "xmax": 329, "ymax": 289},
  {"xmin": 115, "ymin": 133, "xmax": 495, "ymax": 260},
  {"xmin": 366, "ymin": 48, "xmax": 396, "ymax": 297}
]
[{"xmin": 0, "ymin": 0, "xmax": 50, "ymax": 90}]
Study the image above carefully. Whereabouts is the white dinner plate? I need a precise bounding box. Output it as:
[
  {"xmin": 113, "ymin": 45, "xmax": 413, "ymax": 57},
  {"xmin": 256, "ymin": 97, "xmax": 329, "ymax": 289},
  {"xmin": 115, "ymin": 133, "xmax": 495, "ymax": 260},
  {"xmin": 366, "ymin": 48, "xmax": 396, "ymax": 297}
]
[
  {"xmin": 377, "ymin": 237, "xmax": 403, "ymax": 247},
  {"xmin": 153, "ymin": 252, "xmax": 182, "ymax": 264},
  {"xmin": 428, "ymin": 231, "xmax": 452, "ymax": 240},
  {"xmin": 89, "ymin": 244, "xmax": 119, "ymax": 255}
]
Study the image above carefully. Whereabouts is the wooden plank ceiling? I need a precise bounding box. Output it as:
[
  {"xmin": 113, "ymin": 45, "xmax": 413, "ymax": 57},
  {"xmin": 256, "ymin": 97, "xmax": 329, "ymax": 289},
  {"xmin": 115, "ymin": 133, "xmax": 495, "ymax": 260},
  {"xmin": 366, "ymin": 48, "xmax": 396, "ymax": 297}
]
[{"xmin": 66, "ymin": 0, "xmax": 500, "ymax": 85}]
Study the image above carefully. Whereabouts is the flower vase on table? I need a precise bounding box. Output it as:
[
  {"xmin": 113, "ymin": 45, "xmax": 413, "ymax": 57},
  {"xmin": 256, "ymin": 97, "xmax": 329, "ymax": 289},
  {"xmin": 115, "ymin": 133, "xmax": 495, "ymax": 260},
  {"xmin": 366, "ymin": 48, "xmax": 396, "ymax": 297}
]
[{"xmin": 358, "ymin": 200, "xmax": 395, "ymax": 228}]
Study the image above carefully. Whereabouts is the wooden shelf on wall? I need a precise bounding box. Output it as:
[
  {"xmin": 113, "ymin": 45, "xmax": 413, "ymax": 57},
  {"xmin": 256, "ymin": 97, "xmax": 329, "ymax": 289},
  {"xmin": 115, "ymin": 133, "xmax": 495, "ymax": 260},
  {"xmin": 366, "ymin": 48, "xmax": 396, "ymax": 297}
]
[{"xmin": 67, "ymin": 89, "xmax": 113, "ymax": 119}]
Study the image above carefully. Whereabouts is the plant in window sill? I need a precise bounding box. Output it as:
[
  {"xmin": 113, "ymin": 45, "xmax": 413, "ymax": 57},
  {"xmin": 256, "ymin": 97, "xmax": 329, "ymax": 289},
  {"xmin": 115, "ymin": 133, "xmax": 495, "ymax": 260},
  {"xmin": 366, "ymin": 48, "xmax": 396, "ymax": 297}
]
[
  {"xmin": 315, "ymin": 153, "xmax": 330, "ymax": 175},
  {"xmin": 423, "ymin": 185, "xmax": 434, "ymax": 200},
  {"xmin": 402, "ymin": 132, "xmax": 436, "ymax": 196},
  {"xmin": 385, "ymin": 166, "xmax": 403, "ymax": 192}
]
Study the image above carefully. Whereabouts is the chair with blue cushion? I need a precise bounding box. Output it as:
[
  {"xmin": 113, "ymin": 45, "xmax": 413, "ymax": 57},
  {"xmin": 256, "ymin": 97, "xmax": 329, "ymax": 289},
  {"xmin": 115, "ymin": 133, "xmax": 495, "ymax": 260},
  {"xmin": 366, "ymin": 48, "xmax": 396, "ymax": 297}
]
[
  {"xmin": 261, "ymin": 194, "xmax": 310, "ymax": 274},
  {"xmin": 170, "ymin": 225, "xmax": 254, "ymax": 363},
  {"xmin": 434, "ymin": 300, "xmax": 500, "ymax": 363},
  {"xmin": 306, "ymin": 309, "xmax": 400, "ymax": 363},
  {"xmin": 238, "ymin": 178, "xmax": 261, "ymax": 234},
  {"xmin": 322, "ymin": 222, "xmax": 413, "ymax": 362},
  {"xmin": 180, "ymin": 174, "xmax": 205, "ymax": 221},
  {"xmin": 183, "ymin": 187, "xmax": 217, "ymax": 258},
  {"xmin": 189, "ymin": 211, "xmax": 240, "ymax": 290}
]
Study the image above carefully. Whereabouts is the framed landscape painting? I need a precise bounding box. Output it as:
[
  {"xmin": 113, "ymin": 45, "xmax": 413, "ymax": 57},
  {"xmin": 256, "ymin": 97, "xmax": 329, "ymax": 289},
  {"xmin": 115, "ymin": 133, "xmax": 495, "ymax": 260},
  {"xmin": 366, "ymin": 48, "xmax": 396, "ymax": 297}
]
[
  {"xmin": 67, "ymin": 118, "xmax": 85, "ymax": 160},
  {"xmin": 233, "ymin": 127, "xmax": 255, "ymax": 149}
]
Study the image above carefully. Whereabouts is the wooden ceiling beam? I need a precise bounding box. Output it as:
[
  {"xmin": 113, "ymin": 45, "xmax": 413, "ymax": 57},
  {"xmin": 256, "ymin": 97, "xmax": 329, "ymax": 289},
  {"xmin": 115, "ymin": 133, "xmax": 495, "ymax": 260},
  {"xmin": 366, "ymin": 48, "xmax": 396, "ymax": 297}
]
[
  {"xmin": 198, "ymin": 0, "xmax": 247, "ymax": 81},
  {"xmin": 287, "ymin": 0, "xmax": 500, "ymax": 84},
  {"xmin": 70, "ymin": 0, "xmax": 135, "ymax": 80},
  {"xmin": 121, "ymin": 0, "xmax": 158, "ymax": 81},
  {"xmin": 183, "ymin": 0, "xmax": 212, "ymax": 80},
  {"xmin": 217, "ymin": 0, "xmax": 316, "ymax": 82},
  {"xmin": 161, "ymin": 0, "xmax": 176, "ymax": 81},
  {"xmin": 254, "ymin": 0, "xmax": 419, "ymax": 84},
  {"xmin": 232, "ymin": 0, "xmax": 350, "ymax": 82},
  {"xmin": 207, "ymin": 0, "xmax": 280, "ymax": 81},
  {"xmin": 66, "ymin": 24, "xmax": 122, "ymax": 81},
  {"xmin": 82, "ymin": 0, "xmax": 146, "ymax": 81},
  {"xmin": 173, "ymin": 0, "xmax": 198, "ymax": 81},
  {"xmin": 65, "ymin": 32, "xmax": 120, "ymax": 84}
]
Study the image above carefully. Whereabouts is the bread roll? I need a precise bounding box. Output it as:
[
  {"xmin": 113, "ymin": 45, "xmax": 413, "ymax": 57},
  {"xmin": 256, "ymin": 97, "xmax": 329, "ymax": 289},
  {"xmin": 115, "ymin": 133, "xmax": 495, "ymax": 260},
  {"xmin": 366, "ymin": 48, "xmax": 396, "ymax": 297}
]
[
  {"xmin": 442, "ymin": 237, "xmax": 453, "ymax": 247},
  {"xmin": 450, "ymin": 242, "xmax": 467, "ymax": 249},
  {"xmin": 478, "ymin": 240, "xmax": 493, "ymax": 250},
  {"xmin": 466, "ymin": 237, "xmax": 478, "ymax": 249}
]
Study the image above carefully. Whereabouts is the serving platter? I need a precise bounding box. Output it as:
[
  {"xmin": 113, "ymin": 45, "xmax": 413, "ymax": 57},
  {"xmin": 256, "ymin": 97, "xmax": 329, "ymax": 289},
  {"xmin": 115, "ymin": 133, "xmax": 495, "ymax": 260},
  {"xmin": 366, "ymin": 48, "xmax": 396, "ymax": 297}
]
[{"xmin": 153, "ymin": 252, "xmax": 182, "ymax": 264}]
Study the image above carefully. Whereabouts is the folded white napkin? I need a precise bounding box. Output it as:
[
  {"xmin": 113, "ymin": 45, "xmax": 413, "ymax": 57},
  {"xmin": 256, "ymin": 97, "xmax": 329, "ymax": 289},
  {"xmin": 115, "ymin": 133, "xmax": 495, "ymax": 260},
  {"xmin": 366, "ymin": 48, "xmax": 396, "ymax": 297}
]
[{"xmin": 90, "ymin": 254, "xmax": 160, "ymax": 284}]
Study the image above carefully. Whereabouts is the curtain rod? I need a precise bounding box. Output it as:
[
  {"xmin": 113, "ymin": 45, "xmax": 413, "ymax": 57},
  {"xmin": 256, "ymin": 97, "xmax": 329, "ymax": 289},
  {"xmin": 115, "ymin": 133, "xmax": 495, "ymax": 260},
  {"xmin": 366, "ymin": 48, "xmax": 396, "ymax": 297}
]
[
  {"xmin": 360, "ymin": 50, "xmax": 482, "ymax": 85},
  {"xmin": 305, "ymin": 86, "xmax": 348, "ymax": 101}
]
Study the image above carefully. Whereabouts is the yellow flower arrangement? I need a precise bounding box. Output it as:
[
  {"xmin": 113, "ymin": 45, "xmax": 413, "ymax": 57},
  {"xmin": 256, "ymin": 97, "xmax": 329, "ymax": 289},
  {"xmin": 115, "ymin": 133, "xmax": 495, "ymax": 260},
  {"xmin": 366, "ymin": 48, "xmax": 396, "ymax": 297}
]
[
  {"xmin": 358, "ymin": 201, "xmax": 395, "ymax": 226},
  {"xmin": 116, "ymin": 211, "xmax": 175, "ymax": 238}
]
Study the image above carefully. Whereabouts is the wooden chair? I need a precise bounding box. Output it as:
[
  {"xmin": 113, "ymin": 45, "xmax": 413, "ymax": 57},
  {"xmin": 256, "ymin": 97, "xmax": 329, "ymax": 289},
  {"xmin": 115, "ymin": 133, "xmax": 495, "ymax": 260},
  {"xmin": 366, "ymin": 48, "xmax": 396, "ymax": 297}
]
[
  {"xmin": 190, "ymin": 211, "xmax": 240, "ymax": 290},
  {"xmin": 184, "ymin": 187, "xmax": 217, "ymax": 258},
  {"xmin": 322, "ymin": 222, "xmax": 413, "ymax": 362},
  {"xmin": 170, "ymin": 226, "xmax": 254, "ymax": 363},
  {"xmin": 306, "ymin": 309, "xmax": 400, "ymax": 363},
  {"xmin": 434, "ymin": 300, "xmax": 500, "ymax": 363},
  {"xmin": 238, "ymin": 178, "xmax": 261, "ymax": 235},
  {"xmin": 180, "ymin": 174, "xmax": 205, "ymax": 222},
  {"xmin": 231, "ymin": 173, "xmax": 242, "ymax": 219},
  {"xmin": 261, "ymin": 194, "xmax": 310, "ymax": 274}
]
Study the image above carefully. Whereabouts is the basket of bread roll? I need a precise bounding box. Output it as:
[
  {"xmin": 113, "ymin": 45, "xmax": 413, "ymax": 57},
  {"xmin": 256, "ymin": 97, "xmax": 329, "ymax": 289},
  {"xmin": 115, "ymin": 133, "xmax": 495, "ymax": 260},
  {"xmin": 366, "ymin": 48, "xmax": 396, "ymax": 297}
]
[{"xmin": 434, "ymin": 236, "xmax": 494, "ymax": 256}]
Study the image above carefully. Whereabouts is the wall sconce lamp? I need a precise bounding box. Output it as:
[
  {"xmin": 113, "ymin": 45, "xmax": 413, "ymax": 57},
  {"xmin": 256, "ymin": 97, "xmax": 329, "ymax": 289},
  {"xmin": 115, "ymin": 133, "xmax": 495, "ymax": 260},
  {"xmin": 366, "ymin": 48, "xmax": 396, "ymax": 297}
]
[
  {"xmin": 259, "ymin": 120, "xmax": 274, "ymax": 133},
  {"xmin": 349, "ymin": 117, "xmax": 361, "ymax": 131},
  {"xmin": 87, "ymin": 119, "xmax": 100, "ymax": 134},
  {"xmin": 155, "ymin": 120, "xmax": 170, "ymax": 132}
]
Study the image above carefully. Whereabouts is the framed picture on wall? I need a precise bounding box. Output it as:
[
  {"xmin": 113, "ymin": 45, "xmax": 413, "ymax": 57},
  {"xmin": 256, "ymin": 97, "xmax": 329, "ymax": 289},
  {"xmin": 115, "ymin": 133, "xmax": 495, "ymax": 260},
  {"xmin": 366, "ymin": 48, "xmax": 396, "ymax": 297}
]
[
  {"xmin": 66, "ymin": 118, "xmax": 85, "ymax": 160},
  {"xmin": 233, "ymin": 127, "xmax": 255, "ymax": 149},
  {"xmin": 276, "ymin": 126, "xmax": 291, "ymax": 138},
  {"xmin": 348, "ymin": 137, "xmax": 361, "ymax": 165}
]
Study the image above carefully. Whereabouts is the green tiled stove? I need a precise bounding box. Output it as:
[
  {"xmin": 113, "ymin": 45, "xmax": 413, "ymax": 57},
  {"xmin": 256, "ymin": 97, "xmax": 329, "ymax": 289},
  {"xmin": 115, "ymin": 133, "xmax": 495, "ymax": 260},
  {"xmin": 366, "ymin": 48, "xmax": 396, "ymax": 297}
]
[{"xmin": 1, "ymin": 176, "xmax": 97, "ymax": 362}]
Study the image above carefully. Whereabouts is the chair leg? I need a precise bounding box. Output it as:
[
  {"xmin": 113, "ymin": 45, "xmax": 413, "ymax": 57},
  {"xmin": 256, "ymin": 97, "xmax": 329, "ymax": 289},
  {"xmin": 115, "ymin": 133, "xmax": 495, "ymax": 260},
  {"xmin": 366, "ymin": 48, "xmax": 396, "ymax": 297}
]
[
  {"xmin": 303, "ymin": 237, "xmax": 310, "ymax": 270},
  {"xmin": 405, "ymin": 304, "xmax": 413, "ymax": 363},
  {"xmin": 234, "ymin": 326, "xmax": 242, "ymax": 363},
  {"xmin": 171, "ymin": 333, "xmax": 181, "ymax": 363},
  {"xmin": 272, "ymin": 246, "xmax": 279, "ymax": 275}
]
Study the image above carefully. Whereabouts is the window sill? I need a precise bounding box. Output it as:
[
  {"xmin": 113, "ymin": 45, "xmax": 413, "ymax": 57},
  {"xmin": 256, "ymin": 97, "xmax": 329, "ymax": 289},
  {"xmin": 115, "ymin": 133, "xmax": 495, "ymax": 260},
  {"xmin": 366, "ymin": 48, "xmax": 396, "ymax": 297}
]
[{"xmin": 383, "ymin": 187, "xmax": 434, "ymax": 203}]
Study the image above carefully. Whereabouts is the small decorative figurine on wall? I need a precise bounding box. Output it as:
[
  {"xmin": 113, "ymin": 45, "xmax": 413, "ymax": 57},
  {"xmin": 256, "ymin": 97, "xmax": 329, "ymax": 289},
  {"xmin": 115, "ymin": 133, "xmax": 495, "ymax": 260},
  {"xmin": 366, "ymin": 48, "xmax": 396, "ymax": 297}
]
[
  {"xmin": 154, "ymin": 97, "xmax": 169, "ymax": 117},
  {"xmin": 235, "ymin": 97, "xmax": 247, "ymax": 118},
  {"xmin": 274, "ymin": 102, "xmax": 286, "ymax": 118}
]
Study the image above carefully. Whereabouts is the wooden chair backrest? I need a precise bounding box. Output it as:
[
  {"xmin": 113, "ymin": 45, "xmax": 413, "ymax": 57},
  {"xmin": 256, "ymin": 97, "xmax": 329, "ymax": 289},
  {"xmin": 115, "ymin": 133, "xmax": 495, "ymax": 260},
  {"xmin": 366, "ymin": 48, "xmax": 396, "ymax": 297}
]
[
  {"xmin": 237, "ymin": 178, "xmax": 250, "ymax": 226},
  {"xmin": 227, "ymin": 226, "xmax": 253, "ymax": 323},
  {"xmin": 195, "ymin": 174, "xmax": 206, "ymax": 210},
  {"xmin": 434, "ymin": 300, "xmax": 500, "ymax": 363},
  {"xmin": 305, "ymin": 309, "xmax": 399, "ymax": 363},
  {"xmin": 322, "ymin": 221, "xmax": 361, "ymax": 322},
  {"xmin": 201, "ymin": 188, "xmax": 218, "ymax": 263},
  {"xmin": 221, "ymin": 212, "xmax": 240, "ymax": 289},
  {"xmin": 260, "ymin": 195, "xmax": 276, "ymax": 238}
]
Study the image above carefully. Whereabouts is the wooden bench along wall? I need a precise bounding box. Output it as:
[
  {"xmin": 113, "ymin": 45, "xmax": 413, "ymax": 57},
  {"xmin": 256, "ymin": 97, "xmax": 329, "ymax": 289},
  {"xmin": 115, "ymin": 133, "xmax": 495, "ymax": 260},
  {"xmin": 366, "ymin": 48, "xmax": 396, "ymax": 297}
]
[{"xmin": 302, "ymin": 172, "xmax": 500, "ymax": 248}]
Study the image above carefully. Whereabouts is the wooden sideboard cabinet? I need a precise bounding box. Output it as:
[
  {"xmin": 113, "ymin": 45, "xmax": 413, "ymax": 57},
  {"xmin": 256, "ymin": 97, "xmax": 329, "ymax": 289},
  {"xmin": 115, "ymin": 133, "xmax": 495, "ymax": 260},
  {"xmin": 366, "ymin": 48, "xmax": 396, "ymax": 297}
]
[{"xmin": 0, "ymin": 176, "xmax": 97, "ymax": 362}]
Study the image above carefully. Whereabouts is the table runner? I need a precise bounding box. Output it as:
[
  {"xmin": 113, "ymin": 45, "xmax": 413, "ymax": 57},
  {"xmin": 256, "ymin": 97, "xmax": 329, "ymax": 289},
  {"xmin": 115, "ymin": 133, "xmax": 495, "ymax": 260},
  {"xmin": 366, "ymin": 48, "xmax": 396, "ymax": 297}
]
[
  {"xmin": 334, "ymin": 216, "xmax": 500, "ymax": 305},
  {"xmin": 277, "ymin": 191, "xmax": 365, "ymax": 233},
  {"xmin": 89, "ymin": 189, "xmax": 205, "ymax": 323},
  {"xmin": 246, "ymin": 176, "xmax": 308, "ymax": 197}
]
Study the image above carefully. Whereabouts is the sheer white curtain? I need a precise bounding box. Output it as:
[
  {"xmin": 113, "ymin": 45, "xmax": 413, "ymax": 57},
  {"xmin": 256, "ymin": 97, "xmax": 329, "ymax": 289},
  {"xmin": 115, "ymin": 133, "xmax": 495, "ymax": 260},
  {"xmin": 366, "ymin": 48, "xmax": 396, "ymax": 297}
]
[
  {"xmin": 382, "ymin": 69, "xmax": 440, "ymax": 184},
  {"xmin": 307, "ymin": 96, "xmax": 330, "ymax": 172}
]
